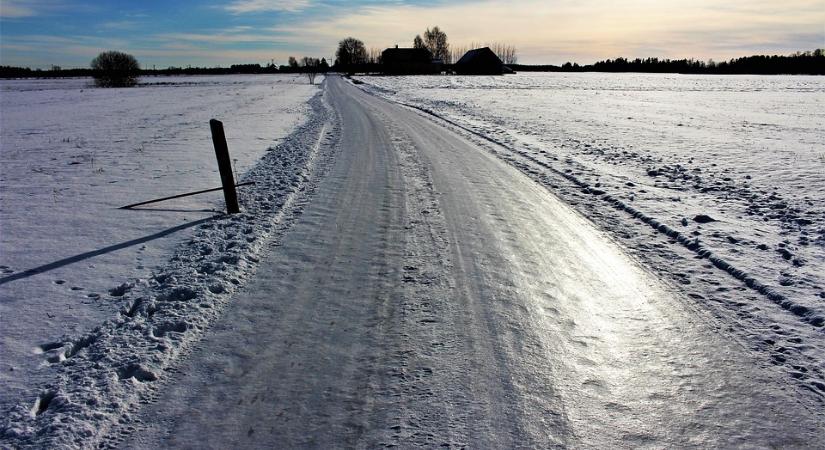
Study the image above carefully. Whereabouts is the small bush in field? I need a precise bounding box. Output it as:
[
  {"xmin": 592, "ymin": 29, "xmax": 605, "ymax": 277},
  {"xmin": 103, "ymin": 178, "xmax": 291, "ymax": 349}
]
[{"xmin": 90, "ymin": 51, "xmax": 140, "ymax": 87}]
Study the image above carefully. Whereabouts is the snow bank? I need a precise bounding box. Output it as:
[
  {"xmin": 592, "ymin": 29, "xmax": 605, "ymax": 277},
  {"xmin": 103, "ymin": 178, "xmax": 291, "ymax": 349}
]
[
  {"xmin": 0, "ymin": 76, "xmax": 336, "ymax": 447},
  {"xmin": 0, "ymin": 75, "xmax": 317, "ymax": 404}
]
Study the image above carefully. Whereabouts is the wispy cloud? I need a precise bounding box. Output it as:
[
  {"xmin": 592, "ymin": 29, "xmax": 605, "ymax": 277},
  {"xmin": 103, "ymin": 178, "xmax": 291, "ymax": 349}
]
[
  {"xmin": 0, "ymin": 32, "xmax": 133, "ymax": 67},
  {"xmin": 154, "ymin": 32, "xmax": 283, "ymax": 44},
  {"xmin": 2, "ymin": 0, "xmax": 823, "ymax": 68},
  {"xmin": 1, "ymin": 0, "xmax": 49, "ymax": 18},
  {"xmin": 100, "ymin": 20, "xmax": 141, "ymax": 30},
  {"xmin": 225, "ymin": 0, "xmax": 311, "ymax": 14},
  {"xmin": 1, "ymin": 0, "xmax": 96, "ymax": 19},
  {"xmin": 269, "ymin": 0, "xmax": 825, "ymax": 64}
]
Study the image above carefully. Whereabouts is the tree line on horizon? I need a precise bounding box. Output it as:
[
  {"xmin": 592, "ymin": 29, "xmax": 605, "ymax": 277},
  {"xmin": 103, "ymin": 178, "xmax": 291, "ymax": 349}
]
[
  {"xmin": 2, "ymin": 49, "xmax": 822, "ymax": 79},
  {"xmin": 511, "ymin": 49, "xmax": 824, "ymax": 75},
  {"xmin": 0, "ymin": 61, "xmax": 329, "ymax": 79}
]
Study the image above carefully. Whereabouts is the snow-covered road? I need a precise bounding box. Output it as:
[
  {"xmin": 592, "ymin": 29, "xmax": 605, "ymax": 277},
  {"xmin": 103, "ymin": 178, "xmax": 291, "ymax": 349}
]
[{"xmin": 121, "ymin": 76, "xmax": 824, "ymax": 448}]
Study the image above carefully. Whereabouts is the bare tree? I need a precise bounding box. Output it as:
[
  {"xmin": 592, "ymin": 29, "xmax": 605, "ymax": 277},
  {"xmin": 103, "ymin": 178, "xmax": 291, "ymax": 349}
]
[
  {"xmin": 368, "ymin": 47, "xmax": 383, "ymax": 64},
  {"xmin": 288, "ymin": 56, "xmax": 298, "ymax": 68},
  {"xmin": 488, "ymin": 42, "xmax": 518, "ymax": 64},
  {"xmin": 451, "ymin": 44, "xmax": 468, "ymax": 64},
  {"xmin": 413, "ymin": 35, "xmax": 425, "ymax": 49},
  {"xmin": 300, "ymin": 57, "xmax": 320, "ymax": 84},
  {"xmin": 335, "ymin": 37, "xmax": 367, "ymax": 70},
  {"xmin": 423, "ymin": 26, "xmax": 449, "ymax": 62},
  {"xmin": 451, "ymin": 42, "xmax": 518, "ymax": 65}
]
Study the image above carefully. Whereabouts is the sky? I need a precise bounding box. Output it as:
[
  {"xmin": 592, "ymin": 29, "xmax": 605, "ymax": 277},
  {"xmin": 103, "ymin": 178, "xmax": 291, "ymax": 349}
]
[{"xmin": 1, "ymin": 0, "xmax": 823, "ymax": 68}]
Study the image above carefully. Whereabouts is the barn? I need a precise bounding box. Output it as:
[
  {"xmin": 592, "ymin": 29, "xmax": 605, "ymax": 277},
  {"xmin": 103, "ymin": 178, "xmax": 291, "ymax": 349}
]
[
  {"xmin": 382, "ymin": 47, "xmax": 442, "ymax": 75},
  {"xmin": 454, "ymin": 47, "xmax": 509, "ymax": 75}
]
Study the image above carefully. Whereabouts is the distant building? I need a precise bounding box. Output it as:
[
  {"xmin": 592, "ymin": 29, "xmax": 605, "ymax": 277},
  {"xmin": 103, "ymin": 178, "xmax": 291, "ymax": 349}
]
[
  {"xmin": 382, "ymin": 46, "xmax": 442, "ymax": 75},
  {"xmin": 454, "ymin": 47, "xmax": 509, "ymax": 75}
]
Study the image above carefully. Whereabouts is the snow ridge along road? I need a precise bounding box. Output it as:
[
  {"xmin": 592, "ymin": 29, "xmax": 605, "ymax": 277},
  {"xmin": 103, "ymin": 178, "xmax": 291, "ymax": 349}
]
[
  {"xmin": 0, "ymin": 75, "xmax": 319, "ymax": 399},
  {"xmin": 1, "ymin": 86, "xmax": 339, "ymax": 448},
  {"xmin": 117, "ymin": 76, "xmax": 824, "ymax": 448},
  {"xmin": 354, "ymin": 74, "xmax": 825, "ymax": 405}
]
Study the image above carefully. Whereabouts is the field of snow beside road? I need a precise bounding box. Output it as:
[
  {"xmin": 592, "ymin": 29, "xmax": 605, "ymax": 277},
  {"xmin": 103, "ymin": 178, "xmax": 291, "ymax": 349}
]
[
  {"xmin": 0, "ymin": 74, "xmax": 321, "ymax": 416},
  {"xmin": 355, "ymin": 73, "xmax": 825, "ymax": 401},
  {"xmin": 4, "ymin": 72, "xmax": 823, "ymax": 447}
]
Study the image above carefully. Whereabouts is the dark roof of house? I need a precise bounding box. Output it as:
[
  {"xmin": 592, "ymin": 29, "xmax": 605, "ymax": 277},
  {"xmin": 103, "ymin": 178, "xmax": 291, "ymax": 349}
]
[
  {"xmin": 455, "ymin": 47, "xmax": 502, "ymax": 66},
  {"xmin": 382, "ymin": 47, "xmax": 433, "ymax": 64}
]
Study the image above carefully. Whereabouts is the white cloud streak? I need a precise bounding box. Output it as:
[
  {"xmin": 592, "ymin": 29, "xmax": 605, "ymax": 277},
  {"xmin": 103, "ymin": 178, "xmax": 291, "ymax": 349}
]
[
  {"xmin": 3, "ymin": 0, "xmax": 823, "ymax": 67},
  {"xmin": 154, "ymin": 32, "xmax": 283, "ymax": 44},
  {"xmin": 269, "ymin": 0, "xmax": 825, "ymax": 63},
  {"xmin": 1, "ymin": 0, "xmax": 45, "ymax": 18},
  {"xmin": 0, "ymin": 0, "xmax": 80, "ymax": 19},
  {"xmin": 225, "ymin": 0, "xmax": 311, "ymax": 14}
]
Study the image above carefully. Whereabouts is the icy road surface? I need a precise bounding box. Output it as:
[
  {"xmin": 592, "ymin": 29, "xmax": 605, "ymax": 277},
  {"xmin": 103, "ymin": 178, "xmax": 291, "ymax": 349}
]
[{"xmin": 122, "ymin": 76, "xmax": 824, "ymax": 448}]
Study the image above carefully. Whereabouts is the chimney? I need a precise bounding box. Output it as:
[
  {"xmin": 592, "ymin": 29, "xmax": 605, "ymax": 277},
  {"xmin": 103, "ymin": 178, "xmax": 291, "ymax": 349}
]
[{"xmin": 395, "ymin": 45, "xmax": 398, "ymax": 49}]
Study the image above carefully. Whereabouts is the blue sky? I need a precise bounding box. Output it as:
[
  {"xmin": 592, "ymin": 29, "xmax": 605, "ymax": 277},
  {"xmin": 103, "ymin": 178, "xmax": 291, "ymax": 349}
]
[{"xmin": 1, "ymin": 0, "xmax": 823, "ymax": 68}]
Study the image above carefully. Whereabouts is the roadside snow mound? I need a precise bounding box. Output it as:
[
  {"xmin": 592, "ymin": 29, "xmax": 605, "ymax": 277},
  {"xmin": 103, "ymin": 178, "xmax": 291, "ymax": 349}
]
[{"xmin": 0, "ymin": 89, "xmax": 340, "ymax": 449}]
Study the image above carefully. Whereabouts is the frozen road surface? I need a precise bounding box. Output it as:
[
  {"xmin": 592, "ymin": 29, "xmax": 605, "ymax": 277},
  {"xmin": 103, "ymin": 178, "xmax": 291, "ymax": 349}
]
[{"xmin": 123, "ymin": 77, "xmax": 823, "ymax": 448}]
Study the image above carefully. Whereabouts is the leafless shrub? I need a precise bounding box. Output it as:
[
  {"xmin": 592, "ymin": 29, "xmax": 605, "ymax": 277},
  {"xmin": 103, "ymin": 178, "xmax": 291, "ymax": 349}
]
[{"xmin": 90, "ymin": 51, "xmax": 140, "ymax": 87}]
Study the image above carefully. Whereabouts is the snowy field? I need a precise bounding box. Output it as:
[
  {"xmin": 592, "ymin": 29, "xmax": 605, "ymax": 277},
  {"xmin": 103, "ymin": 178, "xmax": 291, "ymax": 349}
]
[
  {"xmin": 0, "ymin": 74, "xmax": 322, "ymax": 416},
  {"xmin": 355, "ymin": 73, "xmax": 825, "ymax": 399},
  {"xmin": 2, "ymin": 71, "xmax": 824, "ymax": 446}
]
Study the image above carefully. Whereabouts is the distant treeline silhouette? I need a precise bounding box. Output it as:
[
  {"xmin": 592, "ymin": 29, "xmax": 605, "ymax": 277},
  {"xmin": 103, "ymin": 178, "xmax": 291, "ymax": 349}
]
[
  {"xmin": 510, "ymin": 49, "xmax": 824, "ymax": 75},
  {"xmin": 2, "ymin": 49, "xmax": 822, "ymax": 78},
  {"xmin": 0, "ymin": 62, "xmax": 330, "ymax": 79}
]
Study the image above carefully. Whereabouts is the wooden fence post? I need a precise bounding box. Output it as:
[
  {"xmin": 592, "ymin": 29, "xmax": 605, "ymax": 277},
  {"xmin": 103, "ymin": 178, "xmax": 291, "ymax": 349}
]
[{"xmin": 209, "ymin": 119, "xmax": 240, "ymax": 214}]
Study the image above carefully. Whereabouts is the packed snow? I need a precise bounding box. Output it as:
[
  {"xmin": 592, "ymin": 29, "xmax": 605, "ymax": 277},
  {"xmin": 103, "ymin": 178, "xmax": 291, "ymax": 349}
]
[
  {"xmin": 2, "ymin": 71, "xmax": 824, "ymax": 447},
  {"xmin": 115, "ymin": 76, "xmax": 825, "ymax": 448},
  {"xmin": 354, "ymin": 72, "xmax": 825, "ymax": 404},
  {"xmin": 0, "ymin": 74, "xmax": 326, "ymax": 442}
]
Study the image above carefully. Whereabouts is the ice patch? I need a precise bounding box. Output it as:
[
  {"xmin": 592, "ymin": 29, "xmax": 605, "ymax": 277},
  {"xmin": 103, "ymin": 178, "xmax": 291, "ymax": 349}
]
[{"xmin": 351, "ymin": 73, "xmax": 825, "ymax": 409}]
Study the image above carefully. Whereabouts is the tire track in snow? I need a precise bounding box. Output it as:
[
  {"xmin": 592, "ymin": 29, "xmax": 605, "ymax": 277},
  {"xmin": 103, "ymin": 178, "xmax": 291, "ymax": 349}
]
[
  {"xmin": 393, "ymin": 100, "xmax": 823, "ymax": 329},
  {"xmin": 359, "ymin": 110, "xmax": 468, "ymax": 447},
  {"xmin": 349, "ymin": 79, "xmax": 825, "ymax": 406},
  {"xmin": 115, "ymin": 79, "xmax": 462, "ymax": 448},
  {"xmin": 343, "ymin": 79, "xmax": 825, "ymax": 446}
]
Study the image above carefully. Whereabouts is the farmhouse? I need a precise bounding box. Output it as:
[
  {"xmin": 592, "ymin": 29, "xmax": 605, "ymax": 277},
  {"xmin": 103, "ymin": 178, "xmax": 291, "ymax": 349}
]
[
  {"xmin": 382, "ymin": 46, "xmax": 442, "ymax": 75},
  {"xmin": 454, "ymin": 47, "xmax": 508, "ymax": 75}
]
